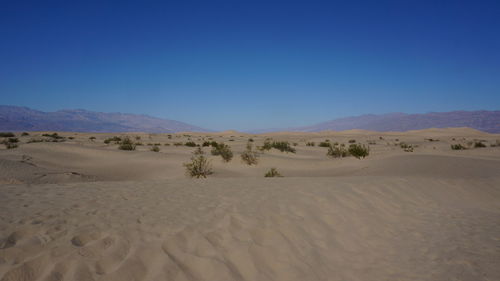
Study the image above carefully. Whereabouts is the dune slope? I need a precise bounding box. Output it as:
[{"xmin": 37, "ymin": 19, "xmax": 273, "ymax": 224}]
[{"xmin": 1, "ymin": 177, "xmax": 500, "ymax": 281}]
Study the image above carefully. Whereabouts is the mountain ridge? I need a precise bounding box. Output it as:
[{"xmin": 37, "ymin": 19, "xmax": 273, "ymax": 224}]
[
  {"xmin": 1, "ymin": 106, "xmax": 499, "ymax": 133},
  {"xmin": 0, "ymin": 105, "xmax": 210, "ymax": 133}
]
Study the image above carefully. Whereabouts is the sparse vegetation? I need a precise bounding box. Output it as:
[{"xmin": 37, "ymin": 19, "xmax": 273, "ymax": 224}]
[
  {"xmin": 150, "ymin": 145, "xmax": 160, "ymax": 152},
  {"xmin": 306, "ymin": 142, "xmax": 315, "ymax": 146},
  {"xmin": 21, "ymin": 132, "xmax": 29, "ymax": 136},
  {"xmin": 89, "ymin": 136, "xmax": 96, "ymax": 141},
  {"xmin": 1, "ymin": 137, "xmax": 19, "ymax": 149},
  {"xmin": 265, "ymin": 168, "xmax": 283, "ymax": 177},
  {"xmin": 42, "ymin": 133, "xmax": 64, "ymax": 139},
  {"xmin": 104, "ymin": 136, "xmax": 121, "ymax": 144},
  {"xmin": 185, "ymin": 141, "xmax": 197, "ymax": 147},
  {"xmin": 241, "ymin": 142, "xmax": 259, "ymax": 165},
  {"xmin": 451, "ymin": 144, "xmax": 466, "ymax": 150},
  {"xmin": 474, "ymin": 141, "xmax": 486, "ymax": 148},
  {"xmin": 348, "ymin": 144, "xmax": 370, "ymax": 159},
  {"xmin": 0, "ymin": 132, "xmax": 15, "ymax": 137},
  {"xmin": 271, "ymin": 141, "xmax": 296, "ymax": 153},
  {"xmin": 211, "ymin": 143, "xmax": 233, "ymax": 162},
  {"xmin": 184, "ymin": 147, "xmax": 213, "ymax": 178},
  {"xmin": 327, "ymin": 143, "xmax": 349, "ymax": 158},
  {"xmin": 348, "ymin": 139, "xmax": 356, "ymax": 143},
  {"xmin": 399, "ymin": 142, "xmax": 414, "ymax": 152},
  {"xmin": 118, "ymin": 137, "xmax": 136, "ymax": 150},
  {"xmin": 318, "ymin": 141, "xmax": 330, "ymax": 147}
]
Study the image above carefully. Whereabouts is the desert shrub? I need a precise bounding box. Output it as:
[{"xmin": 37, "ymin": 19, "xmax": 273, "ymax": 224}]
[
  {"xmin": 327, "ymin": 143, "xmax": 349, "ymax": 158},
  {"xmin": 173, "ymin": 142, "xmax": 183, "ymax": 146},
  {"xmin": 164, "ymin": 143, "xmax": 170, "ymax": 146},
  {"xmin": 27, "ymin": 138, "xmax": 44, "ymax": 143},
  {"xmin": 367, "ymin": 140, "xmax": 377, "ymax": 145},
  {"xmin": 21, "ymin": 132, "xmax": 29, "ymax": 136},
  {"xmin": 259, "ymin": 140, "xmax": 273, "ymax": 151},
  {"xmin": 147, "ymin": 143, "xmax": 153, "ymax": 146},
  {"xmin": 248, "ymin": 138, "xmax": 254, "ymax": 142},
  {"xmin": 318, "ymin": 141, "xmax": 330, "ymax": 147},
  {"xmin": 348, "ymin": 139, "xmax": 356, "ymax": 143},
  {"xmin": 241, "ymin": 142, "xmax": 259, "ymax": 165},
  {"xmin": 184, "ymin": 148, "xmax": 213, "ymax": 178},
  {"xmin": 118, "ymin": 137, "xmax": 136, "ymax": 150},
  {"xmin": 3, "ymin": 142, "xmax": 18, "ymax": 149},
  {"xmin": 42, "ymin": 133, "xmax": 64, "ymax": 139},
  {"xmin": 202, "ymin": 141, "xmax": 211, "ymax": 147},
  {"xmin": 265, "ymin": 168, "xmax": 283, "ymax": 177},
  {"xmin": 185, "ymin": 141, "xmax": 197, "ymax": 147},
  {"xmin": 167, "ymin": 135, "xmax": 172, "ymax": 139},
  {"xmin": 451, "ymin": 144, "xmax": 466, "ymax": 150},
  {"xmin": 229, "ymin": 139, "xmax": 235, "ymax": 141},
  {"xmin": 211, "ymin": 143, "xmax": 233, "ymax": 162},
  {"xmin": 68, "ymin": 137, "xmax": 75, "ymax": 140},
  {"xmin": 293, "ymin": 142, "xmax": 298, "ymax": 146},
  {"xmin": 89, "ymin": 136, "xmax": 96, "ymax": 141},
  {"xmin": 474, "ymin": 141, "xmax": 486, "ymax": 148},
  {"xmin": 135, "ymin": 136, "xmax": 141, "ymax": 140},
  {"xmin": 306, "ymin": 142, "xmax": 315, "ymax": 146},
  {"xmin": 6, "ymin": 137, "xmax": 19, "ymax": 143},
  {"xmin": 425, "ymin": 138, "xmax": 439, "ymax": 142},
  {"xmin": 104, "ymin": 136, "xmax": 121, "ymax": 144},
  {"xmin": 150, "ymin": 145, "xmax": 160, "ymax": 152},
  {"xmin": 270, "ymin": 141, "xmax": 296, "ymax": 153},
  {"xmin": 0, "ymin": 132, "xmax": 15, "ymax": 137},
  {"xmin": 399, "ymin": 142, "xmax": 414, "ymax": 152},
  {"xmin": 348, "ymin": 144, "xmax": 369, "ymax": 159}
]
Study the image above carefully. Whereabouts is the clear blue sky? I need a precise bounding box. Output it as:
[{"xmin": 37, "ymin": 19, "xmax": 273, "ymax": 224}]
[{"xmin": 1, "ymin": 0, "xmax": 499, "ymax": 130}]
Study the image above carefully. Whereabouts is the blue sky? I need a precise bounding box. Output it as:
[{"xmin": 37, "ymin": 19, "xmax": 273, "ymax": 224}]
[{"xmin": 1, "ymin": 0, "xmax": 499, "ymax": 130}]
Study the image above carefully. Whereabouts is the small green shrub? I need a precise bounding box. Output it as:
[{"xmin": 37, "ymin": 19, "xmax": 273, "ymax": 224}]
[
  {"xmin": 21, "ymin": 132, "xmax": 29, "ymax": 136},
  {"xmin": 241, "ymin": 142, "xmax": 259, "ymax": 165},
  {"xmin": 451, "ymin": 144, "xmax": 466, "ymax": 150},
  {"xmin": 248, "ymin": 138, "xmax": 254, "ymax": 142},
  {"xmin": 3, "ymin": 142, "xmax": 18, "ymax": 149},
  {"xmin": 150, "ymin": 145, "xmax": 160, "ymax": 152},
  {"xmin": 306, "ymin": 142, "xmax": 315, "ymax": 146},
  {"xmin": 0, "ymin": 132, "xmax": 15, "ymax": 137},
  {"xmin": 318, "ymin": 141, "xmax": 330, "ymax": 147},
  {"xmin": 348, "ymin": 139, "xmax": 356, "ymax": 143},
  {"xmin": 348, "ymin": 144, "xmax": 369, "ymax": 159},
  {"xmin": 89, "ymin": 136, "xmax": 96, "ymax": 141},
  {"xmin": 174, "ymin": 142, "xmax": 183, "ymax": 146},
  {"xmin": 474, "ymin": 141, "xmax": 486, "ymax": 148},
  {"xmin": 399, "ymin": 142, "xmax": 414, "ymax": 152},
  {"xmin": 270, "ymin": 141, "xmax": 296, "ymax": 153},
  {"xmin": 185, "ymin": 141, "xmax": 197, "ymax": 147},
  {"xmin": 211, "ymin": 143, "xmax": 233, "ymax": 162},
  {"xmin": 327, "ymin": 144, "xmax": 349, "ymax": 158},
  {"xmin": 265, "ymin": 168, "xmax": 283, "ymax": 177},
  {"xmin": 184, "ymin": 148, "xmax": 213, "ymax": 178},
  {"xmin": 42, "ymin": 133, "xmax": 64, "ymax": 139},
  {"xmin": 202, "ymin": 141, "xmax": 211, "ymax": 147},
  {"xmin": 259, "ymin": 140, "xmax": 273, "ymax": 151},
  {"xmin": 118, "ymin": 137, "xmax": 136, "ymax": 150},
  {"xmin": 104, "ymin": 136, "xmax": 121, "ymax": 144}
]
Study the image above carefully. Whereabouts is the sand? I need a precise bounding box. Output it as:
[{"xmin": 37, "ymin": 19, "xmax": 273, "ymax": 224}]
[{"xmin": 1, "ymin": 128, "xmax": 500, "ymax": 280}]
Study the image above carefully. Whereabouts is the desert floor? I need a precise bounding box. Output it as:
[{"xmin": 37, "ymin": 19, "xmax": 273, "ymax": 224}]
[{"xmin": 1, "ymin": 128, "xmax": 499, "ymax": 281}]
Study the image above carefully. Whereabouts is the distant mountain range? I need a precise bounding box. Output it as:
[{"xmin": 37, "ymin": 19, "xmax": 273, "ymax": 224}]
[
  {"xmin": 251, "ymin": 111, "xmax": 500, "ymax": 134},
  {"xmin": 1, "ymin": 106, "xmax": 499, "ymax": 133},
  {"xmin": 0, "ymin": 105, "xmax": 209, "ymax": 133}
]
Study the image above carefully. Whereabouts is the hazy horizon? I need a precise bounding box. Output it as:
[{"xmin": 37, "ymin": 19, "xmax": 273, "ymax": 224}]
[{"xmin": 1, "ymin": 1, "xmax": 499, "ymax": 131}]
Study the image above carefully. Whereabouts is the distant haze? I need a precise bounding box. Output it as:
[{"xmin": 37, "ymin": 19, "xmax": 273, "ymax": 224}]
[{"xmin": 1, "ymin": 105, "xmax": 498, "ymax": 134}]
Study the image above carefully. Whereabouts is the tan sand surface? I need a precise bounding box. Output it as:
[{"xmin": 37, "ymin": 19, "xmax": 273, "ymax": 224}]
[{"xmin": 1, "ymin": 129, "xmax": 499, "ymax": 280}]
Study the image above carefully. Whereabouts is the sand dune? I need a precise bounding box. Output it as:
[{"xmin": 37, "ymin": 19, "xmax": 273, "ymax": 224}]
[{"xmin": 1, "ymin": 129, "xmax": 500, "ymax": 280}]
